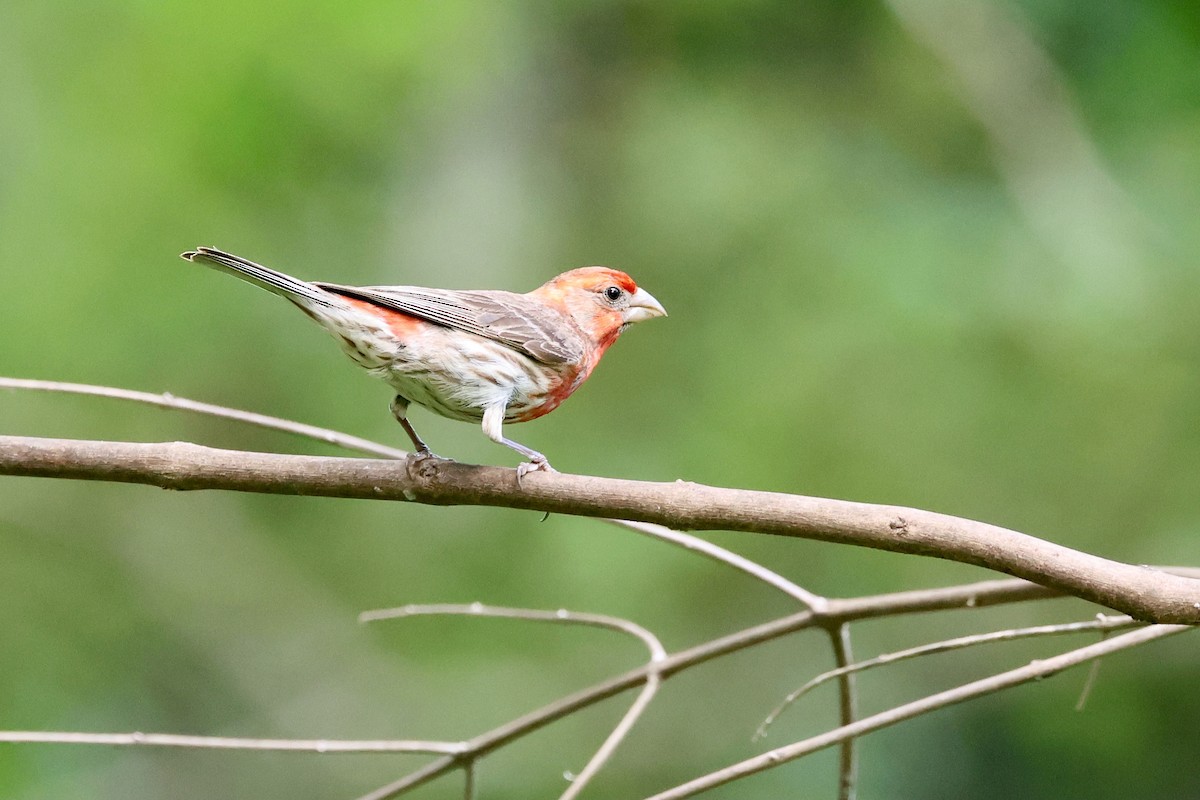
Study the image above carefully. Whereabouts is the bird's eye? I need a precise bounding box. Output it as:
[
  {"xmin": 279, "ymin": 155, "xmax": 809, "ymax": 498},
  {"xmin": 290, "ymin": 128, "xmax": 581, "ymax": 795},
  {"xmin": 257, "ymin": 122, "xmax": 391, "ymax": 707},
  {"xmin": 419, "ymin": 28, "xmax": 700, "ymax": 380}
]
[{"xmin": 604, "ymin": 286, "xmax": 623, "ymax": 302}]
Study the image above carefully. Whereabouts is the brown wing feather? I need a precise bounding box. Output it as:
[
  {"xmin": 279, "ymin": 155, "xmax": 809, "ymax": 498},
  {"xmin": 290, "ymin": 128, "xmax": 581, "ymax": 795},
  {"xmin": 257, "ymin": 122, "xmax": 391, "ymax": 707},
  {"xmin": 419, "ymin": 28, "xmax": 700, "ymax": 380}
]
[{"xmin": 313, "ymin": 283, "xmax": 585, "ymax": 366}]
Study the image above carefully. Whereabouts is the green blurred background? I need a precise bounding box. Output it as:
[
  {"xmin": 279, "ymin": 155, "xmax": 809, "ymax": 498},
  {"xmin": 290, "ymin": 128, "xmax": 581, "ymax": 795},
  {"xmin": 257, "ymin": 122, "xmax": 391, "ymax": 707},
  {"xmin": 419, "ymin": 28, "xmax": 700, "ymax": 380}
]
[{"xmin": 2, "ymin": 1, "xmax": 1198, "ymax": 797}]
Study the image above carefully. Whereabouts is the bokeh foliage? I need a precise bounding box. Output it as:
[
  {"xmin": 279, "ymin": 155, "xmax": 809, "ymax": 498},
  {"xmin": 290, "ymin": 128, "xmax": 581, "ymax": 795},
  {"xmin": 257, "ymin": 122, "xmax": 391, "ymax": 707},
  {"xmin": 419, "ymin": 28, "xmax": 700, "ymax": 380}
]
[{"xmin": 2, "ymin": 2, "xmax": 1198, "ymax": 798}]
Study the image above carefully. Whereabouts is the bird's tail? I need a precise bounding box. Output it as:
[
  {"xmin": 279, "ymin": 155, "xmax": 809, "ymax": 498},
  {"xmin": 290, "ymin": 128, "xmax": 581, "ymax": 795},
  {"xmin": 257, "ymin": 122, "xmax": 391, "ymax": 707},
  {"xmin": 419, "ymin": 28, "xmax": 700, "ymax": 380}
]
[{"xmin": 181, "ymin": 247, "xmax": 336, "ymax": 308}]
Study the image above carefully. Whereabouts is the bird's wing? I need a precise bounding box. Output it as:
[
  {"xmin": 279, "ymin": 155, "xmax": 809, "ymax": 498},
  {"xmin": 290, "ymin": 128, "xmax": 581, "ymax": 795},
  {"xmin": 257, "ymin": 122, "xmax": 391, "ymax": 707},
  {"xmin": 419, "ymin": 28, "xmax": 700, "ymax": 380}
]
[{"xmin": 313, "ymin": 283, "xmax": 584, "ymax": 366}]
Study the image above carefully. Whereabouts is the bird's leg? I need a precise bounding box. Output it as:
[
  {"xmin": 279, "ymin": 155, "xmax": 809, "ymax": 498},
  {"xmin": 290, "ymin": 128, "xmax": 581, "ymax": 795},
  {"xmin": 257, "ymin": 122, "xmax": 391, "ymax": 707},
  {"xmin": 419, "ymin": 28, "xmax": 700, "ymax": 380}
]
[
  {"xmin": 390, "ymin": 395, "xmax": 435, "ymax": 458},
  {"xmin": 482, "ymin": 404, "xmax": 554, "ymax": 480}
]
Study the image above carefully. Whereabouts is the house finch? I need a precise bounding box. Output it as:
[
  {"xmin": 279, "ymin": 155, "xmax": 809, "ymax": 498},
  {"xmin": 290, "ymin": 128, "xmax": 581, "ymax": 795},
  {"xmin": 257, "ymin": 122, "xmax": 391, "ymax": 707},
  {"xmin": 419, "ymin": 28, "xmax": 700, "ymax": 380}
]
[{"xmin": 181, "ymin": 247, "xmax": 666, "ymax": 475}]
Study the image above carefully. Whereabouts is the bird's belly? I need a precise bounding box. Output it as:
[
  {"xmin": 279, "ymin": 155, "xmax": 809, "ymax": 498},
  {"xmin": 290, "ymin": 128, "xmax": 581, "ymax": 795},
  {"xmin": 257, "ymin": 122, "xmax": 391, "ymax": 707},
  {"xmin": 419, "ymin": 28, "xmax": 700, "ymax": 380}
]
[
  {"xmin": 309, "ymin": 302, "xmax": 586, "ymax": 424},
  {"xmin": 375, "ymin": 332, "xmax": 575, "ymax": 424}
]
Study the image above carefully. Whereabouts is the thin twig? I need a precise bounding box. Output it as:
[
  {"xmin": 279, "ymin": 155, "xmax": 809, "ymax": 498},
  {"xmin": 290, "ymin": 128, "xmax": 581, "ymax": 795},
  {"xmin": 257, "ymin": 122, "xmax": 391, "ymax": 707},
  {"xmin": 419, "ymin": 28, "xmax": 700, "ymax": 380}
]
[
  {"xmin": 560, "ymin": 676, "xmax": 660, "ymax": 800},
  {"xmin": 1074, "ymin": 624, "xmax": 1115, "ymax": 712},
  {"xmin": 359, "ymin": 603, "xmax": 666, "ymax": 800},
  {"xmin": 602, "ymin": 518, "xmax": 826, "ymax": 610},
  {"xmin": 757, "ymin": 614, "xmax": 1139, "ymax": 738},
  {"xmin": 1074, "ymin": 657, "xmax": 1103, "ymax": 712},
  {"xmin": 826, "ymin": 624, "xmax": 858, "ymax": 800},
  {"xmin": 0, "ymin": 730, "xmax": 463, "ymax": 754},
  {"xmin": 462, "ymin": 759, "xmax": 476, "ymax": 800},
  {"xmin": 360, "ymin": 604, "xmax": 665, "ymax": 661},
  {"xmin": 646, "ymin": 625, "xmax": 1193, "ymax": 799},
  {"xmin": 0, "ymin": 377, "xmax": 410, "ymax": 459}
]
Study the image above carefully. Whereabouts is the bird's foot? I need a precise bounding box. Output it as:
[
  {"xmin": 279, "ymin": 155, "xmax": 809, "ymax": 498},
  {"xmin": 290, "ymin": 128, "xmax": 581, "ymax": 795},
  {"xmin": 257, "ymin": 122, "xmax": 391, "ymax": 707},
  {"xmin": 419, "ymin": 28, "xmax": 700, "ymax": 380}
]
[{"xmin": 516, "ymin": 455, "xmax": 556, "ymax": 485}]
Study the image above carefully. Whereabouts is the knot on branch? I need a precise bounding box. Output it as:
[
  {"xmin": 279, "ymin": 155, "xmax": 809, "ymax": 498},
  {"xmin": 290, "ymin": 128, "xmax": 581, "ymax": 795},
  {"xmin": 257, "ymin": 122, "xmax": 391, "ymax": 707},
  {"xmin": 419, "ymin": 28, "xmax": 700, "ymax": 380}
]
[{"xmin": 404, "ymin": 452, "xmax": 451, "ymax": 489}]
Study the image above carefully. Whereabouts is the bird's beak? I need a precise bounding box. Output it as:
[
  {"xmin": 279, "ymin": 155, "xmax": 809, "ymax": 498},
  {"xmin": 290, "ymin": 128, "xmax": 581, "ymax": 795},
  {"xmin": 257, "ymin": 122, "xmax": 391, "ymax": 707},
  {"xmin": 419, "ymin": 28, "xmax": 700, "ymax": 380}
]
[{"xmin": 623, "ymin": 287, "xmax": 667, "ymax": 324}]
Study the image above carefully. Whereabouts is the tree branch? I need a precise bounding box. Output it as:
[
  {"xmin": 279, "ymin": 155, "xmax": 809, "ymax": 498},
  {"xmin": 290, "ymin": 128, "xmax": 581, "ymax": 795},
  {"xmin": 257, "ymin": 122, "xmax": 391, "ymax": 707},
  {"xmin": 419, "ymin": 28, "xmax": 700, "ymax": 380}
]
[
  {"xmin": 826, "ymin": 624, "xmax": 858, "ymax": 800},
  {"xmin": 2, "ymin": 433, "xmax": 1199, "ymax": 623},
  {"xmin": 6, "ymin": 575, "xmax": 1190, "ymax": 799},
  {"xmin": 304, "ymin": 576, "xmax": 1184, "ymax": 799},
  {"xmin": 0, "ymin": 377, "xmax": 410, "ymax": 459},
  {"xmin": 358, "ymin": 603, "xmax": 666, "ymax": 800},
  {"xmin": 0, "ymin": 731, "xmax": 462, "ymax": 754},
  {"xmin": 646, "ymin": 624, "xmax": 1194, "ymax": 799},
  {"xmin": 6, "ymin": 379, "xmax": 1195, "ymax": 798},
  {"xmin": 757, "ymin": 613, "xmax": 1141, "ymax": 739}
]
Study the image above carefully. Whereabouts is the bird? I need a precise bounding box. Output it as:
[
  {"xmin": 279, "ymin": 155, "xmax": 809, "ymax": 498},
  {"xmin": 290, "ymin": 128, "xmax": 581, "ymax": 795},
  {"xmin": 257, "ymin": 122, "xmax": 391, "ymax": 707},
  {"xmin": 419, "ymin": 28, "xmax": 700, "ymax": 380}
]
[{"xmin": 181, "ymin": 247, "xmax": 666, "ymax": 475}]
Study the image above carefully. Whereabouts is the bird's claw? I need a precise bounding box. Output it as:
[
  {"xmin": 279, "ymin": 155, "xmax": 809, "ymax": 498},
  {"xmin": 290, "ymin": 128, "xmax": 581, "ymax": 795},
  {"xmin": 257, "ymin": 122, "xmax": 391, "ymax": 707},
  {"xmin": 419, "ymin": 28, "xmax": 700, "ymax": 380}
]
[{"xmin": 516, "ymin": 456, "xmax": 555, "ymax": 485}]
